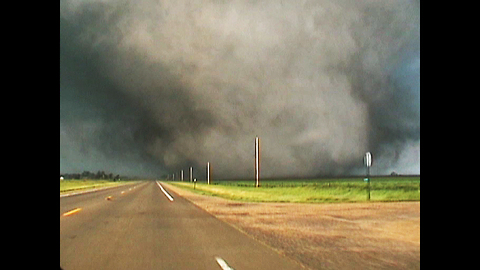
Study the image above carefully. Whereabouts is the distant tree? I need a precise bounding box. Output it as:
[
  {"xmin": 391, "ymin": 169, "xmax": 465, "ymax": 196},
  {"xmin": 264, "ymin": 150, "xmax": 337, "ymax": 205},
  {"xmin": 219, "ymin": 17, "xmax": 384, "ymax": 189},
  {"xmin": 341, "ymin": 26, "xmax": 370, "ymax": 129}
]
[
  {"xmin": 82, "ymin": 171, "xmax": 94, "ymax": 179},
  {"xmin": 95, "ymin": 171, "xmax": 106, "ymax": 179}
]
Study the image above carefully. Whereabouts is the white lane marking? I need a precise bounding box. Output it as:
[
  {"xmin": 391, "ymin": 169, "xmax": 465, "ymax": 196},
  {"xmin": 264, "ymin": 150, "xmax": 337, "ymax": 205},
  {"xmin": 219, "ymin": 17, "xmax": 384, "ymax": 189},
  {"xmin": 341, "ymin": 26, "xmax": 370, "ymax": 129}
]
[
  {"xmin": 215, "ymin": 257, "xmax": 235, "ymax": 270},
  {"xmin": 156, "ymin": 181, "xmax": 174, "ymax": 201}
]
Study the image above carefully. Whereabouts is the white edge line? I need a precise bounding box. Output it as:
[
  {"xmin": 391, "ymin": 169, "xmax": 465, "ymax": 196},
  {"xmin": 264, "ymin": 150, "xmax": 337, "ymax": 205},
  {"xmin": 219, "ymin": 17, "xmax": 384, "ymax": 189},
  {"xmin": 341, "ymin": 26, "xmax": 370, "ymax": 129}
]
[
  {"xmin": 156, "ymin": 181, "xmax": 174, "ymax": 201},
  {"xmin": 215, "ymin": 257, "xmax": 235, "ymax": 270}
]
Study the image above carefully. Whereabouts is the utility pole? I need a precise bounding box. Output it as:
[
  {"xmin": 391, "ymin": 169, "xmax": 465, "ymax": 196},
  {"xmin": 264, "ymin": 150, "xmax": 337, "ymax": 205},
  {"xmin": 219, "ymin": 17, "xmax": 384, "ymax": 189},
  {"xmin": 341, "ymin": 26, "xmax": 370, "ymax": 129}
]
[
  {"xmin": 207, "ymin": 162, "xmax": 211, "ymax": 185},
  {"xmin": 255, "ymin": 136, "xmax": 260, "ymax": 187}
]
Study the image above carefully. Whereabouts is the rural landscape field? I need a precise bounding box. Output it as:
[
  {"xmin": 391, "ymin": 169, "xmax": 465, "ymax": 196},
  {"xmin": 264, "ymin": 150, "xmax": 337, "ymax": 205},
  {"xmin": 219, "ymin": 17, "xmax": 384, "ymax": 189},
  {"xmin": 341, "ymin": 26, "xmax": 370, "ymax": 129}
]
[
  {"xmin": 168, "ymin": 176, "xmax": 420, "ymax": 203},
  {"xmin": 60, "ymin": 177, "xmax": 420, "ymax": 269}
]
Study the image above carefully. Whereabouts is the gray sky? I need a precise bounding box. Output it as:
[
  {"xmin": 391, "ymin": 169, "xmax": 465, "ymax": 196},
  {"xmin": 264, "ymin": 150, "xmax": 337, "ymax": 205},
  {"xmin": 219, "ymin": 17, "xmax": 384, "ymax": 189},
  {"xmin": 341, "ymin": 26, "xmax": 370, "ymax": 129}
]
[{"xmin": 60, "ymin": 0, "xmax": 420, "ymax": 178}]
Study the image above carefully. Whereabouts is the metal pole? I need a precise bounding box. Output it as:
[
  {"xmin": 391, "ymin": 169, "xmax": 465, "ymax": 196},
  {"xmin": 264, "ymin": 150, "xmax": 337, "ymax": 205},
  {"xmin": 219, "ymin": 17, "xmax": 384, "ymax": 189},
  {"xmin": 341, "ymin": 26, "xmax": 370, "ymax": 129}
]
[
  {"xmin": 190, "ymin": 167, "xmax": 193, "ymax": 182},
  {"xmin": 367, "ymin": 166, "xmax": 370, "ymax": 201},
  {"xmin": 364, "ymin": 152, "xmax": 372, "ymax": 201}
]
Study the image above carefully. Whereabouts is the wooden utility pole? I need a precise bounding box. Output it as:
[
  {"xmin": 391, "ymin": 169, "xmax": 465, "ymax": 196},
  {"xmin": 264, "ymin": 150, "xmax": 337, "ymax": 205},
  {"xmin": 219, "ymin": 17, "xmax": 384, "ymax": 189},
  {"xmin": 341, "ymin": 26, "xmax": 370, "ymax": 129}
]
[
  {"xmin": 255, "ymin": 136, "xmax": 260, "ymax": 187},
  {"xmin": 207, "ymin": 162, "xmax": 211, "ymax": 185}
]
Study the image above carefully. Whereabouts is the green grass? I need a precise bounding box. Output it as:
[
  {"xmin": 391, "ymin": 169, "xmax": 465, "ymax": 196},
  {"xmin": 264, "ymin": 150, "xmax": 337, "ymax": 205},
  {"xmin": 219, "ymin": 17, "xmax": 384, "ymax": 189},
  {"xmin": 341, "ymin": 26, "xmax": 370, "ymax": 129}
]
[
  {"xmin": 167, "ymin": 177, "xmax": 420, "ymax": 203},
  {"xmin": 60, "ymin": 179, "xmax": 133, "ymax": 193}
]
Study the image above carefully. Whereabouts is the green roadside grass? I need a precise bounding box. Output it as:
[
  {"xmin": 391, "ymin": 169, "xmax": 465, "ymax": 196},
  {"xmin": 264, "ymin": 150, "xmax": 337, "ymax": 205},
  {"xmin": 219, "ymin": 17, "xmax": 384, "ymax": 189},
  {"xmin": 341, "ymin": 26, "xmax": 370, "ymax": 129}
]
[
  {"xmin": 60, "ymin": 179, "xmax": 134, "ymax": 193},
  {"xmin": 166, "ymin": 177, "xmax": 420, "ymax": 203}
]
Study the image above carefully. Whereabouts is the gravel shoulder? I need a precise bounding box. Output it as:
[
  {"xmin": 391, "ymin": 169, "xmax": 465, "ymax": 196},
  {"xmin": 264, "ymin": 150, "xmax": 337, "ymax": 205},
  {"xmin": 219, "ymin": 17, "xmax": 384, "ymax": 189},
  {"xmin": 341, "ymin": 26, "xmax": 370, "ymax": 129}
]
[{"xmin": 162, "ymin": 182, "xmax": 420, "ymax": 270}]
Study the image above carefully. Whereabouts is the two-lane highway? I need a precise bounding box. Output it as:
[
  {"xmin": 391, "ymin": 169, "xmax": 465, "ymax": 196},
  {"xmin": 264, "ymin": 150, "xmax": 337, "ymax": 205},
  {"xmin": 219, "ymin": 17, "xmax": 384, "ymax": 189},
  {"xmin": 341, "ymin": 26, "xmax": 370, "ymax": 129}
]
[{"xmin": 60, "ymin": 181, "xmax": 303, "ymax": 270}]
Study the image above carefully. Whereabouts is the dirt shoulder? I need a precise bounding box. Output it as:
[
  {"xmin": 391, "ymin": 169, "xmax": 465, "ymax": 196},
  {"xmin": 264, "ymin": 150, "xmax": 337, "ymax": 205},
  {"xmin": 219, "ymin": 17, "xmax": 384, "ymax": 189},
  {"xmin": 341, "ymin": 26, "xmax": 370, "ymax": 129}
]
[{"xmin": 162, "ymin": 182, "xmax": 420, "ymax": 270}]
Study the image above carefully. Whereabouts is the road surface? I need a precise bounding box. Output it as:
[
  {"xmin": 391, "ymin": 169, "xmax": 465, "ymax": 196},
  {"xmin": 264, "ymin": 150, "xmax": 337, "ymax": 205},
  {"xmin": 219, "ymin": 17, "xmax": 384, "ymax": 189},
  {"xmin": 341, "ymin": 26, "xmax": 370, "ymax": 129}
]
[{"xmin": 60, "ymin": 181, "xmax": 303, "ymax": 270}]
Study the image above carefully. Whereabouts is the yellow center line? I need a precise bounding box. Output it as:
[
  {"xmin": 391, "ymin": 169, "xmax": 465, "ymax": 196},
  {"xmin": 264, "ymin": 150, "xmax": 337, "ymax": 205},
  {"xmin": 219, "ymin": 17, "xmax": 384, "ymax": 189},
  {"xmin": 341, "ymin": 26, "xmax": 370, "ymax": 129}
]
[{"xmin": 62, "ymin": 208, "xmax": 82, "ymax": 217}]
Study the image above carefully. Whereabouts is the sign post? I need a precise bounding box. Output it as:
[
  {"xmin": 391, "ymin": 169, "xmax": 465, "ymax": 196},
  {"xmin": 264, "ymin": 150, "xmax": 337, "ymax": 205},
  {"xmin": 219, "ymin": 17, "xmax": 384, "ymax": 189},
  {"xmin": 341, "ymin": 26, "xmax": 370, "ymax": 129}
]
[{"xmin": 364, "ymin": 152, "xmax": 372, "ymax": 201}]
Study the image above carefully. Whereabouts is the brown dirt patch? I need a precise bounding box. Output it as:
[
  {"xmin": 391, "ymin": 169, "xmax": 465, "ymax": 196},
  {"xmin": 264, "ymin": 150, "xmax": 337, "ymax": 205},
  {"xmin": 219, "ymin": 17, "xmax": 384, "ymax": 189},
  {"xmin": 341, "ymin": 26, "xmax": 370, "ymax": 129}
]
[{"xmin": 163, "ymin": 183, "xmax": 420, "ymax": 270}]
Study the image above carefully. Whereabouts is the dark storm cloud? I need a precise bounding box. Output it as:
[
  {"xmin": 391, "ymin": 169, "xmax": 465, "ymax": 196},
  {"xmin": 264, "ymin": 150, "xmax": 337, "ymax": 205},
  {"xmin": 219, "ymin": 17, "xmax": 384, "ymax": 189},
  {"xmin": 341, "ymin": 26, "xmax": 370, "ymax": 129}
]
[{"xmin": 60, "ymin": 0, "xmax": 420, "ymax": 178}]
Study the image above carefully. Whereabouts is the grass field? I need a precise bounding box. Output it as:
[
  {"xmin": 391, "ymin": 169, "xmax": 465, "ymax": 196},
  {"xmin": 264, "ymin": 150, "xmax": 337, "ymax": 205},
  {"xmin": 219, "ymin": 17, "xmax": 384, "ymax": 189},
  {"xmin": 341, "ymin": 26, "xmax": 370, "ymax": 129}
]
[
  {"xmin": 167, "ymin": 177, "xmax": 420, "ymax": 203},
  {"xmin": 60, "ymin": 179, "xmax": 133, "ymax": 193}
]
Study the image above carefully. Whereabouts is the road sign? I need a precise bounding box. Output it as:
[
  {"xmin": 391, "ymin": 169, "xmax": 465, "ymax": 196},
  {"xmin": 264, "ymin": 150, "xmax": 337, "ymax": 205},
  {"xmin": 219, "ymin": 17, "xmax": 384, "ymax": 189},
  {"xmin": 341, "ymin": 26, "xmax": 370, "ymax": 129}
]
[{"xmin": 364, "ymin": 152, "xmax": 372, "ymax": 167}]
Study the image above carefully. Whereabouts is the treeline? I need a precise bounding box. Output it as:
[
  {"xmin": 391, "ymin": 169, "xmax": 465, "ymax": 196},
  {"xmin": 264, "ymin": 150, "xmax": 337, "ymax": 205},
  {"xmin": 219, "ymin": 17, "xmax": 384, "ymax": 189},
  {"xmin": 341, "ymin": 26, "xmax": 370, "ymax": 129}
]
[{"xmin": 61, "ymin": 171, "xmax": 123, "ymax": 181}]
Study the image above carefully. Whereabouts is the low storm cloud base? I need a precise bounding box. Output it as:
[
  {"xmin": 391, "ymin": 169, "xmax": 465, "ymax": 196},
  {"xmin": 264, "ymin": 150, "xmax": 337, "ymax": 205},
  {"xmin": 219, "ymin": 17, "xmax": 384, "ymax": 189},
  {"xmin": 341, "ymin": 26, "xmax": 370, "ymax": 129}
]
[{"xmin": 60, "ymin": 0, "xmax": 420, "ymax": 178}]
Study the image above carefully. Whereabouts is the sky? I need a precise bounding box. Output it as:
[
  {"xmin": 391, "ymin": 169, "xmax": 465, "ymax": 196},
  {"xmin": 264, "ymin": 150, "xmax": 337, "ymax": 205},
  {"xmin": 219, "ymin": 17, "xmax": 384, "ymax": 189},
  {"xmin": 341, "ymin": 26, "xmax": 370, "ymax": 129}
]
[{"xmin": 60, "ymin": 0, "xmax": 420, "ymax": 179}]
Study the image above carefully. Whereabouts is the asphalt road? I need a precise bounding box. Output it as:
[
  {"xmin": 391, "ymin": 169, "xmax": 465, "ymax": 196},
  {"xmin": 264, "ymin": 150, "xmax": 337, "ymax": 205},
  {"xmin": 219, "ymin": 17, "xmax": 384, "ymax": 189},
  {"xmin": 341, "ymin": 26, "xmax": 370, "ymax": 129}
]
[{"xmin": 60, "ymin": 181, "xmax": 303, "ymax": 270}]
